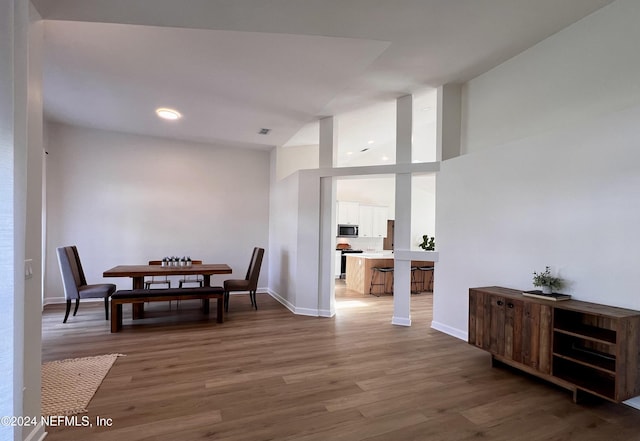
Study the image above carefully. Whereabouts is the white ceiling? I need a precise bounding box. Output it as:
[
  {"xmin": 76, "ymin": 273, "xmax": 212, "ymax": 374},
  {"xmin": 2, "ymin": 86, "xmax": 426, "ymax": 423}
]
[{"xmin": 33, "ymin": 0, "xmax": 615, "ymax": 150}]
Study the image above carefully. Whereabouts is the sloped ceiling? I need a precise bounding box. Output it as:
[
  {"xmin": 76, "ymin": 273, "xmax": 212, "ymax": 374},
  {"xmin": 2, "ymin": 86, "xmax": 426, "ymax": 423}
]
[{"xmin": 33, "ymin": 0, "xmax": 614, "ymax": 149}]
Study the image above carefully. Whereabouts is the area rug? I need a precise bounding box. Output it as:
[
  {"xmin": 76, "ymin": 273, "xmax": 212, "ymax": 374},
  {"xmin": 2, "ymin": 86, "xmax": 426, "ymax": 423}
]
[{"xmin": 41, "ymin": 353, "xmax": 124, "ymax": 416}]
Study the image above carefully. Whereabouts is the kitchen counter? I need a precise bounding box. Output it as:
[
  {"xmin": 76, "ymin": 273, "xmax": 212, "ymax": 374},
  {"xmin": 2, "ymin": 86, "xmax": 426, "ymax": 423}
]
[
  {"xmin": 345, "ymin": 254, "xmax": 434, "ymax": 295},
  {"xmin": 357, "ymin": 252, "xmax": 395, "ymax": 259}
]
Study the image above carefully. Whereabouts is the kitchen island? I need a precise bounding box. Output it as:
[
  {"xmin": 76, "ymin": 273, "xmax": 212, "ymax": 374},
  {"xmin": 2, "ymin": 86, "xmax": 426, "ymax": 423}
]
[{"xmin": 345, "ymin": 253, "xmax": 434, "ymax": 295}]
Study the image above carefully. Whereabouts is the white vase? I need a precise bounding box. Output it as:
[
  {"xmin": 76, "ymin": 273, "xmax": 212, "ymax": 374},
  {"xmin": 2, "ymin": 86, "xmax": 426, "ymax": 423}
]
[{"xmin": 541, "ymin": 285, "xmax": 552, "ymax": 294}]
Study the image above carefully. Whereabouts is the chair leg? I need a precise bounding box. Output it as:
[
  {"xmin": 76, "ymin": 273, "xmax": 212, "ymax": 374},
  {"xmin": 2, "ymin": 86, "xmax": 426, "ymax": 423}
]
[
  {"xmin": 73, "ymin": 298, "xmax": 80, "ymax": 316},
  {"xmin": 251, "ymin": 290, "xmax": 258, "ymax": 310},
  {"xmin": 63, "ymin": 300, "xmax": 72, "ymax": 323},
  {"xmin": 224, "ymin": 291, "xmax": 229, "ymax": 312},
  {"xmin": 104, "ymin": 297, "xmax": 109, "ymax": 320}
]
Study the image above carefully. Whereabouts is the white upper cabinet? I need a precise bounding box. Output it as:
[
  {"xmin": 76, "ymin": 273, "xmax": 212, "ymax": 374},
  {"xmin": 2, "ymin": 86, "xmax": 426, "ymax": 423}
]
[
  {"xmin": 337, "ymin": 201, "xmax": 360, "ymax": 225},
  {"xmin": 358, "ymin": 205, "xmax": 388, "ymax": 237}
]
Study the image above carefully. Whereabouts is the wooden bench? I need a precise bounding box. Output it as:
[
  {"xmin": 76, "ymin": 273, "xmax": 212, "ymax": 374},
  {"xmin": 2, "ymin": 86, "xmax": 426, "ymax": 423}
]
[{"xmin": 110, "ymin": 286, "xmax": 224, "ymax": 333}]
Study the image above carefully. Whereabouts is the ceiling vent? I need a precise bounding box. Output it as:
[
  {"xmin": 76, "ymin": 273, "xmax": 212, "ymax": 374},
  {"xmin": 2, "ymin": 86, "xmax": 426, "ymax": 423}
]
[{"xmin": 259, "ymin": 128, "xmax": 271, "ymax": 135}]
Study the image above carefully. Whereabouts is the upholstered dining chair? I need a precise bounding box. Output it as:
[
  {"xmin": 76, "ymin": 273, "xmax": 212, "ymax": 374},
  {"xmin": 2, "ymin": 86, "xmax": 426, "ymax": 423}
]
[
  {"xmin": 178, "ymin": 259, "xmax": 204, "ymax": 288},
  {"xmin": 223, "ymin": 247, "xmax": 264, "ymax": 312},
  {"xmin": 56, "ymin": 245, "xmax": 116, "ymax": 323},
  {"xmin": 145, "ymin": 260, "xmax": 171, "ymax": 289}
]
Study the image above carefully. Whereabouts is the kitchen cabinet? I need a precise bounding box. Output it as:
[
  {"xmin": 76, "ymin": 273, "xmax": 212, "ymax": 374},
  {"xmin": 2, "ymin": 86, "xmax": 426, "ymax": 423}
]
[
  {"xmin": 337, "ymin": 201, "xmax": 359, "ymax": 225},
  {"xmin": 469, "ymin": 286, "xmax": 640, "ymax": 403},
  {"xmin": 358, "ymin": 205, "xmax": 388, "ymax": 238}
]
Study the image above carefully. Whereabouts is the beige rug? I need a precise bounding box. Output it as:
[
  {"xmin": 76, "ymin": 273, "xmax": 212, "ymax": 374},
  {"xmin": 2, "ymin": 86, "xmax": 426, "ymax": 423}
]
[{"xmin": 41, "ymin": 354, "xmax": 124, "ymax": 416}]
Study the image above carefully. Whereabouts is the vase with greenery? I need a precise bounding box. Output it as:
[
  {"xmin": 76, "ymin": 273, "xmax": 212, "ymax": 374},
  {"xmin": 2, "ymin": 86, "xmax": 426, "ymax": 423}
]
[
  {"xmin": 419, "ymin": 234, "xmax": 435, "ymax": 251},
  {"xmin": 532, "ymin": 266, "xmax": 563, "ymax": 294}
]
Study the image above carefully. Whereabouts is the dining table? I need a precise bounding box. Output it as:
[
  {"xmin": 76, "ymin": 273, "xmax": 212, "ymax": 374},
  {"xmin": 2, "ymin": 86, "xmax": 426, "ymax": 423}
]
[{"xmin": 103, "ymin": 263, "xmax": 232, "ymax": 318}]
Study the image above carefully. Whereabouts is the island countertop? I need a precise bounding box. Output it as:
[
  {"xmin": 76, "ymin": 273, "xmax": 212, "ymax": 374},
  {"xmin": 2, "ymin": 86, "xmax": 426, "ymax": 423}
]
[{"xmin": 345, "ymin": 254, "xmax": 434, "ymax": 295}]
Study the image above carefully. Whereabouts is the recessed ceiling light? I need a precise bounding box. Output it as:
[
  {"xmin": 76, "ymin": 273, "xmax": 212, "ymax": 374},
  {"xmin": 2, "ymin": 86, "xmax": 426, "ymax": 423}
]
[
  {"xmin": 381, "ymin": 156, "xmax": 389, "ymax": 161},
  {"xmin": 368, "ymin": 140, "xmax": 375, "ymax": 144},
  {"xmin": 346, "ymin": 151, "xmax": 353, "ymax": 155},
  {"xmin": 156, "ymin": 108, "xmax": 182, "ymax": 120}
]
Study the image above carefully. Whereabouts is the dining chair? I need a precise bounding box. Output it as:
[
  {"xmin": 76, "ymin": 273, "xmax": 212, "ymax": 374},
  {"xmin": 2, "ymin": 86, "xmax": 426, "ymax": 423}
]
[
  {"xmin": 56, "ymin": 245, "xmax": 116, "ymax": 323},
  {"xmin": 178, "ymin": 259, "xmax": 204, "ymax": 288},
  {"xmin": 145, "ymin": 260, "xmax": 170, "ymax": 289},
  {"xmin": 223, "ymin": 247, "xmax": 264, "ymax": 312}
]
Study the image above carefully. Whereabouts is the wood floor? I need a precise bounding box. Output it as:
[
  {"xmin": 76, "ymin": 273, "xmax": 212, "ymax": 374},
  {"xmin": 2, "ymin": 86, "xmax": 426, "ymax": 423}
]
[{"xmin": 42, "ymin": 284, "xmax": 640, "ymax": 441}]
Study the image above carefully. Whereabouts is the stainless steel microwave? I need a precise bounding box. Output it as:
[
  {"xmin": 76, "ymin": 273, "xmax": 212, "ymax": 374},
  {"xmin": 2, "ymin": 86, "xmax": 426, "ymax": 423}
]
[{"xmin": 338, "ymin": 224, "xmax": 359, "ymax": 238}]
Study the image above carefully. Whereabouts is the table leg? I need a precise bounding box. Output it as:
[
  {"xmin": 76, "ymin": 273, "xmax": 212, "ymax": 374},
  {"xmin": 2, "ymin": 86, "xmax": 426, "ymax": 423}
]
[
  {"xmin": 132, "ymin": 276, "xmax": 144, "ymax": 319},
  {"xmin": 202, "ymin": 298, "xmax": 210, "ymax": 314},
  {"xmin": 203, "ymin": 274, "xmax": 211, "ymax": 287}
]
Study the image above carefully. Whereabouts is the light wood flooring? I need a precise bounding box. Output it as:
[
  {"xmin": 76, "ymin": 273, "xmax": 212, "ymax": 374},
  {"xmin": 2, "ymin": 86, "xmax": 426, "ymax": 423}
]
[{"xmin": 41, "ymin": 284, "xmax": 640, "ymax": 440}]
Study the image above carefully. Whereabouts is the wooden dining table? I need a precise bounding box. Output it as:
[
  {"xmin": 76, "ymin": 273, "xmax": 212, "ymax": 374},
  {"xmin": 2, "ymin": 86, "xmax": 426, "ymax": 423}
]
[
  {"xmin": 103, "ymin": 263, "xmax": 232, "ymax": 289},
  {"xmin": 103, "ymin": 263, "xmax": 232, "ymax": 318}
]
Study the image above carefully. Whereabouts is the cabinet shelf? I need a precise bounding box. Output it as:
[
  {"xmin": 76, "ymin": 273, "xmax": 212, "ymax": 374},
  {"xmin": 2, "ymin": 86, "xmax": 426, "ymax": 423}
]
[
  {"xmin": 553, "ymin": 325, "xmax": 616, "ymax": 345},
  {"xmin": 552, "ymin": 351, "xmax": 615, "ymax": 374},
  {"xmin": 553, "ymin": 357, "xmax": 616, "ymax": 400},
  {"xmin": 553, "ymin": 332, "xmax": 616, "ymax": 373}
]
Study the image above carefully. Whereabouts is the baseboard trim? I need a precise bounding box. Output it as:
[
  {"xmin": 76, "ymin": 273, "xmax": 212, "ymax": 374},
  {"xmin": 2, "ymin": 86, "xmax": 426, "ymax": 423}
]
[
  {"xmin": 294, "ymin": 307, "xmax": 320, "ymax": 317},
  {"xmin": 430, "ymin": 320, "xmax": 467, "ymax": 341},
  {"xmin": 267, "ymin": 289, "xmax": 296, "ymax": 314},
  {"xmin": 266, "ymin": 289, "xmax": 330, "ymax": 317},
  {"xmin": 391, "ymin": 316, "xmax": 411, "ymax": 326},
  {"xmin": 318, "ymin": 308, "xmax": 335, "ymax": 318},
  {"xmin": 624, "ymin": 396, "xmax": 640, "ymax": 410}
]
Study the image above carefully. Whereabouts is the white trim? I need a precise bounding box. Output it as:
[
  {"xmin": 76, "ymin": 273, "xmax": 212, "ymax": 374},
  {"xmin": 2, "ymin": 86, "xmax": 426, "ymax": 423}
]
[
  {"xmin": 430, "ymin": 320, "xmax": 467, "ymax": 341},
  {"xmin": 318, "ymin": 308, "xmax": 335, "ymax": 318},
  {"xmin": 294, "ymin": 307, "xmax": 321, "ymax": 317},
  {"xmin": 24, "ymin": 422, "xmax": 47, "ymax": 441},
  {"xmin": 267, "ymin": 288, "xmax": 296, "ymax": 314},
  {"xmin": 267, "ymin": 289, "xmax": 334, "ymax": 317},
  {"xmin": 43, "ymin": 296, "xmax": 105, "ymax": 306},
  {"xmin": 624, "ymin": 396, "xmax": 640, "ymax": 410},
  {"xmin": 393, "ymin": 249, "xmax": 439, "ymax": 262},
  {"xmin": 391, "ymin": 316, "xmax": 411, "ymax": 326}
]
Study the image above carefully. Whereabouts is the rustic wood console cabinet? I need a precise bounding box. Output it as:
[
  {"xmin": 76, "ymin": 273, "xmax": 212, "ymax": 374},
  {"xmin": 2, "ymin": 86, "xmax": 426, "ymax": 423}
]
[{"xmin": 469, "ymin": 286, "xmax": 640, "ymax": 403}]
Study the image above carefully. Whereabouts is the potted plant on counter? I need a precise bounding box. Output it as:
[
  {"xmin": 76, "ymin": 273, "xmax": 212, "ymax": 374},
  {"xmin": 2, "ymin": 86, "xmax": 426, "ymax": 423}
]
[
  {"xmin": 532, "ymin": 266, "xmax": 563, "ymax": 294},
  {"xmin": 419, "ymin": 234, "xmax": 435, "ymax": 251}
]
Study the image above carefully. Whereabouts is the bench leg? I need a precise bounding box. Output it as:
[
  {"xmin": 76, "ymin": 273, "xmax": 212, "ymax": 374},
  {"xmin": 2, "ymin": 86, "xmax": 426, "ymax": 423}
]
[
  {"xmin": 111, "ymin": 303, "xmax": 122, "ymax": 333},
  {"xmin": 216, "ymin": 297, "xmax": 224, "ymax": 323},
  {"xmin": 202, "ymin": 298, "xmax": 210, "ymax": 314}
]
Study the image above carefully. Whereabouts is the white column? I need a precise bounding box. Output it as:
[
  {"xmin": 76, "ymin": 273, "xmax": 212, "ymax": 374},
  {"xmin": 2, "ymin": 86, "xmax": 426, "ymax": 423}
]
[
  {"xmin": 437, "ymin": 84, "xmax": 462, "ymax": 161},
  {"xmin": 393, "ymin": 95, "xmax": 412, "ymax": 326},
  {"xmin": 319, "ymin": 116, "xmax": 337, "ymax": 168},
  {"xmin": 318, "ymin": 117, "xmax": 337, "ymax": 316}
]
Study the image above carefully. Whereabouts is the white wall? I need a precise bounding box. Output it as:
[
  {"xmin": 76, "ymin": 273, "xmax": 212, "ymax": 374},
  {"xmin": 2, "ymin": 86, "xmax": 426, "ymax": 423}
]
[
  {"xmin": 411, "ymin": 174, "xmax": 436, "ymax": 250},
  {"xmin": 44, "ymin": 123, "xmax": 270, "ymax": 302},
  {"xmin": 275, "ymin": 144, "xmax": 319, "ymax": 181},
  {"xmin": 434, "ymin": 0, "xmax": 640, "ymax": 340},
  {"xmin": 1, "ymin": 2, "xmax": 45, "ymax": 440},
  {"xmin": 23, "ymin": 5, "xmax": 44, "ymax": 440},
  {"xmin": 1, "ymin": 2, "xmax": 29, "ymax": 440},
  {"xmin": 268, "ymin": 151, "xmax": 299, "ymax": 309},
  {"xmin": 461, "ymin": 0, "xmax": 640, "ymax": 155}
]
